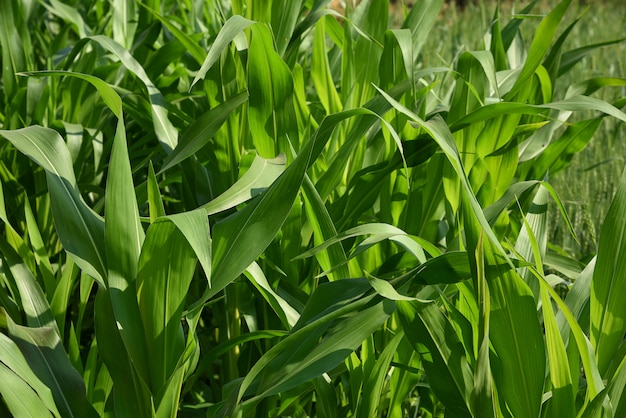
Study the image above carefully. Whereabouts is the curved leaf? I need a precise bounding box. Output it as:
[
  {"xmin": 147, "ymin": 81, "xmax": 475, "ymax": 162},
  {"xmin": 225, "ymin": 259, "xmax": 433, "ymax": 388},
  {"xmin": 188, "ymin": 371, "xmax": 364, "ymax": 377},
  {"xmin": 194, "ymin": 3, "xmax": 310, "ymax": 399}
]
[{"xmin": 0, "ymin": 126, "xmax": 107, "ymax": 286}]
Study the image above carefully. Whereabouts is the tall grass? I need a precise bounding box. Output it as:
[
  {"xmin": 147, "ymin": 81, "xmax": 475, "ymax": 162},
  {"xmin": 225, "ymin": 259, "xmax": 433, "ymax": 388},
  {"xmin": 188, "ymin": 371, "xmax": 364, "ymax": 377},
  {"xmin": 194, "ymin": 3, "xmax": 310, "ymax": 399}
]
[{"xmin": 0, "ymin": 0, "xmax": 625, "ymax": 417}]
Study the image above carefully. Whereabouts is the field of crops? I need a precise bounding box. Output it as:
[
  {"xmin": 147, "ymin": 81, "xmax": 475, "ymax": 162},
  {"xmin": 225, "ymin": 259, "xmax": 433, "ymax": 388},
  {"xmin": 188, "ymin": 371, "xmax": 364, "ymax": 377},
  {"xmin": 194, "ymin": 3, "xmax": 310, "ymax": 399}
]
[
  {"xmin": 0, "ymin": 0, "xmax": 625, "ymax": 417},
  {"xmin": 416, "ymin": 0, "xmax": 626, "ymax": 259}
]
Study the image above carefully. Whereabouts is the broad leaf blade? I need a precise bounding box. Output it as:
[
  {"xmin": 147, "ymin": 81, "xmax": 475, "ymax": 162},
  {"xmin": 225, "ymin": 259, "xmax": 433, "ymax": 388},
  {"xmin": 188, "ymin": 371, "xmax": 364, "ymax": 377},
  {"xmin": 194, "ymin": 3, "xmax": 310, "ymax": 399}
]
[
  {"xmin": 137, "ymin": 220, "xmax": 197, "ymax": 393},
  {"xmin": 104, "ymin": 115, "xmax": 150, "ymax": 384},
  {"xmin": 247, "ymin": 24, "xmax": 297, "ymax": 158},
  {"xmin": 0, "ymin": 330, "xmax": 61, "ymax": 417},
  {"xmin": 6, "ymin": 315, "xmax": 95, "ymax": 418},
  {"xmin": 591, "ymin": 166, "xmax": 626, "ymax": 376},
  {"xmin": 192, "ymin": 15, "xmax": 255, "ymax": 88},
  {"xmin": 398, "ymin": 300, "xmax": 473, "ymax": 418},
  {"xmin": 0, "ymin": 126, "xmax": 107, "ymax": 286},
  {"xmin": 199, "ymin": 154, "xmax": 286, "ymax": 216},
  {"xmin": 159, "ymin": 91, "xmax": 248, "ymax": 173}
]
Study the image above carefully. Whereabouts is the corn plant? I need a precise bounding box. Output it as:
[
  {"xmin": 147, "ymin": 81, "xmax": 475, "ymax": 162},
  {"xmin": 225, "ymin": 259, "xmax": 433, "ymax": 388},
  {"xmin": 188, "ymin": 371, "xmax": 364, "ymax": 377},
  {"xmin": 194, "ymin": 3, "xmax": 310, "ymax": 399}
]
[{"xmin": 0, "ymin": 0, "xmax": 625, "ymax": 417}]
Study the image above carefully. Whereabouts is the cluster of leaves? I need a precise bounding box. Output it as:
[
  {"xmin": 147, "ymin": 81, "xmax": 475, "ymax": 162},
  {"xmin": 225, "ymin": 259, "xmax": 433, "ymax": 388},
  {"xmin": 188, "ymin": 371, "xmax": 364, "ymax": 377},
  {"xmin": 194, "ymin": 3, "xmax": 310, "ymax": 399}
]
[{"xmin": 0, "ymin": 0, "xmax": 625, "ymax": 416}]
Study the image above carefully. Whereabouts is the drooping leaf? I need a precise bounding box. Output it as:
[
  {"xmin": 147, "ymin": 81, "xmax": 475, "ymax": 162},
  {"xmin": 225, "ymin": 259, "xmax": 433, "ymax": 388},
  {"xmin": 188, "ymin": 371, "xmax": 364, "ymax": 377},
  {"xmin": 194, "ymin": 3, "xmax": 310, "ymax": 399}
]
[
  {"xmin": 5, "ymin": 315, "xmax": 96, "ymax": 418},
  {"xmin": 0, "ymin": 329, "xmax": 62, "ymax": 417},
  {"xmin": 89, "ymin": 35, "xmax": 179, "ymax": 152},
  {"xmin": 199, "ymin": 154, "xmax": 286, "ymax": 216},
  {"xmin": 0, "ymin": 126, "xmax": 107, "ymax": 286}
]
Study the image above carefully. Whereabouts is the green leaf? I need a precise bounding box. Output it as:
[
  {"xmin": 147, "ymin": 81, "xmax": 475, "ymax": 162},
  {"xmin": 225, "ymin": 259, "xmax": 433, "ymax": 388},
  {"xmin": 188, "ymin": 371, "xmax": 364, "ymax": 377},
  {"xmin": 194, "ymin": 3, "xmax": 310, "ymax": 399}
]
[
  {"xmin": 137, "ymin": 220, "xmax": 197, "ymax": 393},
  {"xmin": 312, "ymin": 17, "xmax": 342, "ymax": 114},
  {"xmin": 0, "ymin": 330, "xmax": 61, "ymax": 417},
  {"xmin": 111, "ymin": 0, "xmax": 136, "ymax": 49},
  {"xmin": 357, "ymin": 331, "xmax": 404, "ymax": 418},
  {"xmin": 270, "ymin": 0, "xmax": 304, "ymax": 57},
  {"xmin": 537, "ymin": 276, "xmax": 605, "ymax": 403},
  {"xmin": 199, "ymin": 154, "xmax": 286, "ymax": 216},
  {"xmin": 541, "ymin": 282, "xmax": 575, "ymax": 418},
  {"xmin": 39, "ymin": 0, "xmax": 89, "ymax": 39},
  {"xmin": 472, "ymin": 234, "xmax": 496, "ymax": 418},
  {"xmin": 247, "ymin": 24, "xmax": 297, "ymax": 158},
  {"xmin": 244, "ymin": 294, "xmax": 394, "ymax": 406},
  {"xmin": 159, "ymin": 91, "xmax": 248, "ymax": 173},
  {"xmin": 515, "ymin": 185, "xmax": 550, "ymax": 301},
  {"xmin": 0, "ymin": 363, "xmax": 56, "ymax": 418},
  {"xmin": 89, "ymin": 35, "xmax": 179, "ymax": 152},
  {"xmin": 208, "ymin": 109, "xmax": 371, "ymax": 300},
  {"xmin": 104, "ymin": 113, "xmax": 150, "ymax": 384},
  {"xmin": 192, "ymin": 15, "xmax": 255, "ymax": 89},
  {"xmin": 507, "ymin": 0, "xmax": 573, "ymax": 98},
  {"xmin": 0, "ymin": 126, "xmax": 107, "ymax": 286},
  {"xmin": 591, "ymin": 166, "xmax": 626, "ymax": 376},
  {"xmin": 398, "ymin": 300, "xmax": 473, "ymax": 418},
  {"xmin": 517, "ymin": 188, "xmax": 575, "ymax": 417},
  {"xmin": 376, "ymin": 87, "xmax": 508, "ymax": 257},
  {"xmin": 155, "ymin": 365, "xmax": 186, "ymax": 418},
  {"xmin": 140, "ymin": 4, "xmax": 205, "ymax": 64},
  {"xmin": 464, "ymin": 196, "xmax": 545, "ymax": 418},
  {"xmin": 0, "ymin": 236, "xmax": 56, "ymax": 330},
  {"xmin": 244, "ymin": 262, "xmax": 300, "ymax": 329},
  {"xmin": 366, "ymin": 274, "xmax": 415, "ymax": 301},
  {"xmin": 162, "ymin": 209, "xmax": 212, "ymax": 286},
  {"xmin": 558, "ymin": 37, "xmax": 626, "ymax": 77},
  {"xmin": 147, "ymin": 161, "xmax": 165, "ymax": 223},
  {"xmin": 401, "ymin": 0, "xmax": 444, "ymax": 58},
  {"xmin": 94, "ymin": 289, "xmax": 153, "ymax": 418},
  {"xmin": 301, "ymin": 175, "xmax": 351, "ymax": 282},
  {"xmin": 18, "ymin": 71, "xmax": 122, "ymax": 118},
  {"xmin": 5, "ymin": 315, "xmax": 96, "ymax": 418},
  {"xmin": 409, "ymin": 251, "xmax": 473, "ymax": 285},
  {"xmin": 0, "ymin": 0, "xmax": 29, "ymax": 99}
]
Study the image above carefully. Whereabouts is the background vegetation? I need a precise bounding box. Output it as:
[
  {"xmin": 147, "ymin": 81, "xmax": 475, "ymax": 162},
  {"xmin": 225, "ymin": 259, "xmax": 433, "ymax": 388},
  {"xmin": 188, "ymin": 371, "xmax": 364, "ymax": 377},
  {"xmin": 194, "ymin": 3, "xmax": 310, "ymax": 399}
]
[{"xmin": 0, "ymin": 0, "xmax": 625, "ymax": 417}]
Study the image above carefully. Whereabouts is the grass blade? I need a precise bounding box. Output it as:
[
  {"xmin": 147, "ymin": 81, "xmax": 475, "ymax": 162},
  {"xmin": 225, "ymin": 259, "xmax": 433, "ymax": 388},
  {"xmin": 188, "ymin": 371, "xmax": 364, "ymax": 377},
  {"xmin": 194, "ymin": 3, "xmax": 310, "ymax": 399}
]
[
  {"xmin": 112, "ymin": 0, "xmax": 136, "ymax": 49},
  {"xmin": 208, "ymin": 109, "xmax": 371, "ymax": 300},
  {"xmin": 89, "ymin": 35, "xmax": 179, "ymax": 152},
  {"xmin": 94, "ymin": 289, "xmax": 153, "ymax": 418},
  {"xmin": 0, "ymin": 236, "xmax": 56, "ymax": 330},
  {"xmin": 0, "ymin": 362, "xmax": 57, "ymax": 418}
]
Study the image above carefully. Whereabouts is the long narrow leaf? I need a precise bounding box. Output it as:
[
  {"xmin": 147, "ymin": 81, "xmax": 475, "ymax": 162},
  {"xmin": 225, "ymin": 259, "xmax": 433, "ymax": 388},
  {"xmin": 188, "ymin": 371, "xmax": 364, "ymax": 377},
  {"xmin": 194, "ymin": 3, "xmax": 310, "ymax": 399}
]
[
  {"xmin": 0, "ymin": 127, "xmax": 107, "ymax": 286},
  {"xmin": 591, "ymin": 165, "xmax": 626, "ymax": 376}
]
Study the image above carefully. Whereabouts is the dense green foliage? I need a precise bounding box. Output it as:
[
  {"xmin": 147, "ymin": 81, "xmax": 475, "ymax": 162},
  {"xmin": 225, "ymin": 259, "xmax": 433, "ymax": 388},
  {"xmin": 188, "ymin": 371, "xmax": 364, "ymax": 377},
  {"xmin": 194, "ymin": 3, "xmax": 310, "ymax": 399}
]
[{"xmin": 0, "ymin": 0, "xmax": 625, "ymax": 416}]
